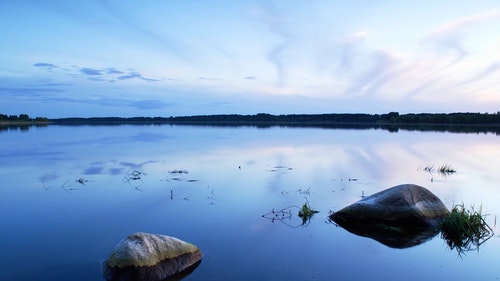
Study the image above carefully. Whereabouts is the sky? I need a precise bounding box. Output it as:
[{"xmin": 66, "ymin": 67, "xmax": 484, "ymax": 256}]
[{"xmin": 1, "ymin": 0, "xmax": 500, "ymax": 118}]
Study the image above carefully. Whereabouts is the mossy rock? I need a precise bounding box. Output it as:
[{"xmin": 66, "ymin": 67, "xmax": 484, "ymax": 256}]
[{"xmin": 102, "ymin": 232, "xmax": 202, "ymax": 281}]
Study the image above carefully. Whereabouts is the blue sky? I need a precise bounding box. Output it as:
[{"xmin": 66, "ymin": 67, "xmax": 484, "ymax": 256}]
[{"xmin": 1, "ymin": 1, "xmax": 500, "ymax": 118}]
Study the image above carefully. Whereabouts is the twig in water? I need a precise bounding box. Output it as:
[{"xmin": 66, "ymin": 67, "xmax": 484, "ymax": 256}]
[
  {"xmin": 123, "ymin": 168, "xmax": 145, "ymax": 189},
  {"xmin": 41, "ymin": 174, "xmax": 54, "ymax": 190},
  {"xmin": 60, "ymin": 179, "xmax": 71, "ymax": 194}
]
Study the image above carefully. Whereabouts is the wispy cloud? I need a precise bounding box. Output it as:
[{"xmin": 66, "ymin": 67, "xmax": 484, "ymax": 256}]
[
  {"xmin": 31, "ymin": 62, "xmax": 160, "ymax": 83},
  {"xmin": 428, "ymin": 9, "xmax": 500, "ymax": 37},
  {"xmin": 117, "ymin": 71, "xmax": 157, "ymax": 82},
  {"xmin": 129, "ymin": 99, "xmax": 168, "ymax": 109},
  {"xmin": 457, "ymin": 61, "xmax": 500, "ymax": 86},
  {"xmin": 33, "ymin": 62, "xmax": 58, "ymax": 69},
  {"xmin": 423, "ymin": 9, "xmax": 500, "ymax": 62},
  {"xmin": 336, "ymin": 31, "xmax": 368, "ymax": 73},
  {"xmin": 0, "ymin": 87, "xmax": 63, "ymax": 95},
  {"xmin": 345, "ymin": 50, "xmax": 401, "ymax": 97},
  {"xmin": 97, "ymin": 1, "xmax": 192, "ymax": 60},
  {"xmin": 256, "ymin": 3, "xmax": 294, "ymax": 86},
  {"xmin": 197, "ymin": 77, "xmax": 221, "ymax": 81},
  {"xmin": 80, "ymin": 67, "xmax": 103, "ymax": 76},
  {"xmin": 106, "ymin": 67, "xmax": 124, "ymax": 74}
]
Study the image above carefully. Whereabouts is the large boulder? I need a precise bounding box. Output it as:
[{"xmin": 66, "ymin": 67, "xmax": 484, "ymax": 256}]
[
  {"xmin": 330, "ymin": 184, "xmax": 450, "ymax": 248},
  {"xmin": 102, "ymin": 232, "xmax": 202, "ymax": 281}
]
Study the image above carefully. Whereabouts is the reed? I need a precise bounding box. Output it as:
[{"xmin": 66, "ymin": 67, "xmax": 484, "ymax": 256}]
[
  {"xmin": 438, "ymin": 164, "xmax": 456, "ymax": 174},
  {"xmin": 439, "ymin": 203, "xmax": 493, "ymax": 256}
]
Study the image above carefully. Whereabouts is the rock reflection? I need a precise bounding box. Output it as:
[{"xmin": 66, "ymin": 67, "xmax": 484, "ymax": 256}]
[{"xmin": 330, "ymin": 217, "xmax": 440, "ymax": 248}]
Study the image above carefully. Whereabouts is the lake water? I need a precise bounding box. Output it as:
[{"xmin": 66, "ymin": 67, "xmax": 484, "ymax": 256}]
[{"xmin": 1, "ymin": 124, "xmax": 499, "ymax": 281}]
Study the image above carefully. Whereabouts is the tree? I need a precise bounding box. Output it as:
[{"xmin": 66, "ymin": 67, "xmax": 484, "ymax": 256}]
[{"xmin": 19, "ymin": 114, "xmax": 30, "ymax": 121}]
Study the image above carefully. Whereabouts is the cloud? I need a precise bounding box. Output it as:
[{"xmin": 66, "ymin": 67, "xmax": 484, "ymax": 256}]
[
  {"xmin": 457, "ymin": 61, "xmax": 500, "ymax": 86},
  {"xmin": 80, "ymin": 67, "xmax": 103, "ymax": 75},
  {"xmin": 429, "ymin": 9, "xmax": 500, "ymax": 37},
  {"xmin": 256, "ymin": 3, "xmax": 294, "ymax": 86},
  {"xmin": 75, "ymin": 66, "xmax": 158, "ymax": 82},
  {"xmin": 423, "ymin": 9, "xmax": 500, "ymax": 62},
  {"xmin": 33, "ymin": 63, "xmax": 58, "ymax": 73},
  {"xmin": 97, "ymin": 1, "xmax": 191, "ymax": 60},
  {"xmin": 39, "ymin": 82, "xmax": 74, "ymax": 87},
  {"xmin": 88, "ymin": 77, "xmax": 107, "ymax": 82},
  {"xmin": 337, "ymin": 31, "xmax": 368, "ymax": 73},
  {"xmin": 117, "ymin": 72, "xmax": 140, "ymax": 80},
  {"xmin": 244, "ymin": 76, "xmax": 258, "ymax": 80},
  {"xmin": 197, "ymin": 77, "xmax": 221, "ymax": 81},
  {"xmin": 30, "ymin": 61, "xmax": 160, "ymax": 84},
  {"xmin": 106, "ymin": 67, "xmax": 124, "ymax": 74},
  {"xmin": 345, "ymin": 50, "xmax": 401, "ymax": 97},
  {"xmin": 75, "ymin": 97, "xmax": 171, "ymax": 109},
  {"xmin": 130, "ymin": 99, "xmax": 170, "ymax": 109},
  {"xmin": 0, "ymin": 87, "xmax": 63, "ymax": 95},
  {"xmin": 33, "ymin": 62, "xmax": 58, "ymax": 69},
  {"xmin": 267, "ymin": 43, "xmax": 289, "ymax": 86},
  {"xmin": 117, "ymin": 71, "xmax": 157, "ymax": 82}
]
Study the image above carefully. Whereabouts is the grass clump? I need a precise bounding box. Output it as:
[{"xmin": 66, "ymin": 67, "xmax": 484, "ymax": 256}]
[
  {"xmin": 298, "ymin": 199, "xmax": 319, "ymax": 225},
  {"xmin": 439, "ymin": 203, "xmax": 493, "ymax": 256},
  {"xmin": 438, "ymin": 164, "xmax": 456, "ymax": 174}
]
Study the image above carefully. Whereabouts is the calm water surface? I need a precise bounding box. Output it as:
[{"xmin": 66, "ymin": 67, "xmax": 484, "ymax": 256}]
[{"xmin": 1, "ymin": 125, "xmax": 499, "ymax": 280}]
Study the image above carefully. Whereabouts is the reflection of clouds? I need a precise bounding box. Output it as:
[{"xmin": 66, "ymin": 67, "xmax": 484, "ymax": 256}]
[
  {"xmin": 83, "ymin": 166, "xmax": 104, "ymax": 175},
  {"xmin": 39, "ymin": 173, "xmax": 59, "ymax": 183},
  {"xmin": 5, "ymin": 126, "xmax": 500, "ymax": 218},
  {"xmin": 78, "ymin": 160, "xmax": 159, "ymax": 176},
  {"xmin": 119, "ymin": 160, "xmax": 157, "ymax": 169},
  {"xmin": 109, "ymin": 167, "xmax": 125, "ymax": 176}
]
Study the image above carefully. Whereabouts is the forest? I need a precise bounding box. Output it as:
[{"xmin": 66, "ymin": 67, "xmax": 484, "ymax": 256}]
[
  {"xmin": 2, "ymin": 112, "xmax": 500, "ymax": 127},
  {"xmin": 50, "ymin": 112, "xmax": 500, "ymax": 126},
  {"xmin": 0, "ymin": 114, "xmax": 49, "ymax": 123}
]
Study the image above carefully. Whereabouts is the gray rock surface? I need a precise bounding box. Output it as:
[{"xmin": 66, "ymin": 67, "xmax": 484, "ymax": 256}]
[{"xmin": 330, "ymin": 184, "xmax": 450, "ymax": 248}]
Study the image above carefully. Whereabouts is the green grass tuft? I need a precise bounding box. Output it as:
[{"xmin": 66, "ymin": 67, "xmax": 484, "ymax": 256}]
[
  {"xmin": 298, "ymin": 200, "xmax": 319, "ymax": 225},
  {"xmin": 439, "ymin": 203, "xmax": 493, "ymax": 256}
]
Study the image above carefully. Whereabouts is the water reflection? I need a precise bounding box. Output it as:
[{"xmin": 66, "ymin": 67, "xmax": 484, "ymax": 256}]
[
  {"xmin": 3, "ymin": 122, "xmax": 500, "ymax": 135},
  {"xmin": 1, "ymin": 125, "xmax": 500, "ymax": 280},
  {"xmin": 331, "ymin": 219, "xmax": 440, "ymax": 249},
  {"xmin": 261, "ymin": 197, "xmax": 320, "ymax": 228}
]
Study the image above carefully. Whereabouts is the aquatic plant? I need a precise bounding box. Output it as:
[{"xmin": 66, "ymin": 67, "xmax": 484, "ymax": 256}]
[
  {"xmin": 169, "ymin": 169, "xmax": 189, "ymax": 174},
  {"xmin": 439, "ymin": 203, "xmax": 493, "ymax": 256},
  {"xmin": 422, "ymin": 164, "xmax": 456, "ymax": 174},
  {"xmin": 298, "ymin": 198, "xmax": 319, "ymax": 225},
  {"xmin": 262, "ymin": 198, "xmax": 319, "ymax": 227},
  {"xmin": 423, "ymin": 165, "xmax": 434, "ymax": 173},
  {"xmin": 76, "ymin": 177, "xmax": 87, "ymax": 185},
  {"xmin": 438, "ymin": 164, "xmax": 456, "ymax": 174}
]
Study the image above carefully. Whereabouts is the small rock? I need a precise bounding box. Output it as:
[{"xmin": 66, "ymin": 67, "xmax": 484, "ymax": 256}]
[{"xmin": 102, "ymin": 232, "xmax": 202, "ymax": 281}]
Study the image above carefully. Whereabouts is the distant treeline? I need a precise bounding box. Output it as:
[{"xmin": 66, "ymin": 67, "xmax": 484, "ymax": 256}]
[
  {"xmin": 51, "ymin": 112, "xmax": 500, "ymax": 126},
  {"xmin": 0, "ymin": 114, "xmax": 49, "ymax": 123},
  {"xmin": 3, "ymin": 112, "xmax": 500, "ymax": 126},
  {"xmin": 2, "ymin": 112, "xmax": 500, "ymax": 134}
]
